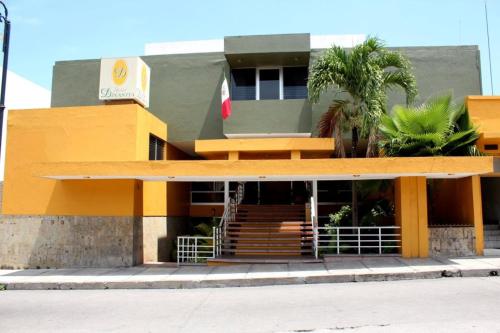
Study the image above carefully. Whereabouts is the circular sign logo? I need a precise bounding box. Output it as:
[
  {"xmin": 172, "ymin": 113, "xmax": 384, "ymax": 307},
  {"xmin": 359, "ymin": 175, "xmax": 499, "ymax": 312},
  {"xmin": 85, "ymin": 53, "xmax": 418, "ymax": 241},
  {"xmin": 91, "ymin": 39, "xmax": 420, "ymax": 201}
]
[
  {"xmin": 141, "ymin": 64, "xmax": 148, "ymax": 92},
  {"xmin": 112, "ymin": 59, "xmax": 128, "ymax": 85}
]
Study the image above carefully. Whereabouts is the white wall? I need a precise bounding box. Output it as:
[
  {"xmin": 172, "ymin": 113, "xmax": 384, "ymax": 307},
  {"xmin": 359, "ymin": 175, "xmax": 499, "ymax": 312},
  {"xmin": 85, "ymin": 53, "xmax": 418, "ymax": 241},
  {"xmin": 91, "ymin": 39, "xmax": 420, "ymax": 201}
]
[{"xmin": 0, "ymin": 71, "xmax": 51, "ymax": 181}]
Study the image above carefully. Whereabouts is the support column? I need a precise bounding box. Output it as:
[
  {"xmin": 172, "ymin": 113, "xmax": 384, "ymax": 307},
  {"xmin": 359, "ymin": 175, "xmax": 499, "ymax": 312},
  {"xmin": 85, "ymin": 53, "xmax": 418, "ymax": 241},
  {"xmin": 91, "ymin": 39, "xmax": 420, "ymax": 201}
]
[
  {"xmin": 228, "ymin": 151, "xmax": 239, "ymax": 160},
  {"xmin": 395, "ymin": 176, "xmax": 429, "ymax": 258},
  {"xmin": 291, "ymin": 150, "xmax": 301, "ymax": 160},
  {"xmin": 224, "ymin": 180, "xmax": 230, "ymax": 204},
  {"xmin": 312, "ymin": 180, "xmax": 318, "ymax": 223},
  {"xmin": 471, "ymin": 175, "xmax": 484, "ymax": 255}
]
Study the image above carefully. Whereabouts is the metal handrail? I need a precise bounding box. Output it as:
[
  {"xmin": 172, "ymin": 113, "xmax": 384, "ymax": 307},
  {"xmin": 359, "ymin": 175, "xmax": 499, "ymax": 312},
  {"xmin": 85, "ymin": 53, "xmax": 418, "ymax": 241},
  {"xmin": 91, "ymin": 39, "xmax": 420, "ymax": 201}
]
[
  {"xmin": 316, "ymin": 226, "xmax": 401, "ymax": 256},
  {"xmin": 216, "ymin": 181, "xmax": 245, "ymax": 258},
  {"xmin": 310, "ymin": 196, "xmax": 318, "ymax": 259}
]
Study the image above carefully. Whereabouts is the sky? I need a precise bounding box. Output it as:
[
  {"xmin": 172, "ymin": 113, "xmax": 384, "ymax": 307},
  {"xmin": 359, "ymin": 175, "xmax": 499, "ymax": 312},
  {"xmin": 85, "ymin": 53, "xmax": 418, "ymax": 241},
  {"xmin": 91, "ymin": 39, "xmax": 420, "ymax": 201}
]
[{"xmin": 4, "ymin": 0, "xmax": 500, "ymax": 94}]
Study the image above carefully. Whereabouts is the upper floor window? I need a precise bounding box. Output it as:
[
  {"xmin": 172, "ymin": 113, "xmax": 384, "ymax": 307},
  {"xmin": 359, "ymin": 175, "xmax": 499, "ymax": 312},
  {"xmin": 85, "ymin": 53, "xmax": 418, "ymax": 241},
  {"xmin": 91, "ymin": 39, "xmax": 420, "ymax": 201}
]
[
  {"xmin": 149, "ymin": 134, "xmax": 165, "ymax": 160},
  {"xmin": 230, "ymin": 66, "xmax": 308, "ymax": 101}
]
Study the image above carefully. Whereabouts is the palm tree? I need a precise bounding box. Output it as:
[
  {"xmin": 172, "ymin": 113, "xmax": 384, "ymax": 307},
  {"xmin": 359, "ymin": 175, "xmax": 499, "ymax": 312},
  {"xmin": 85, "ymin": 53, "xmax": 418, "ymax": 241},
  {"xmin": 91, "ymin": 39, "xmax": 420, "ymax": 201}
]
[
  {"xmin": 308, "ymin": 37, "xmax": 417, "ymax": 226},
  {"xmin": 379, "ymin": 94, "xmax": 483, "ymax": 157},
  {"xmin": 308, "ymin": 37, "xmax": 418, "ymax": 157}
]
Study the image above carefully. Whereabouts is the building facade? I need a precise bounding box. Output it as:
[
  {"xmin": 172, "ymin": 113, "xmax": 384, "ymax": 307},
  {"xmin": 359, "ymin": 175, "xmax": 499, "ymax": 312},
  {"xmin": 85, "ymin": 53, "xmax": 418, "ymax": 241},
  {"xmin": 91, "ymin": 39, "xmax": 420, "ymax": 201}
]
[{"xmin": 1, "ymin": 34, "xmax": 499, "ymax": 268}]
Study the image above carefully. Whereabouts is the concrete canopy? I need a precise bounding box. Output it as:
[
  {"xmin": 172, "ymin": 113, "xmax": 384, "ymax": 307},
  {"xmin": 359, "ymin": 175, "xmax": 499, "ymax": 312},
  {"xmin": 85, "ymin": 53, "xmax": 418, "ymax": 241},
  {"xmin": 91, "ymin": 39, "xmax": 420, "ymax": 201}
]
[{"xmin": 37, "ymin": 156, "xmax": 499, "ymax": 182}]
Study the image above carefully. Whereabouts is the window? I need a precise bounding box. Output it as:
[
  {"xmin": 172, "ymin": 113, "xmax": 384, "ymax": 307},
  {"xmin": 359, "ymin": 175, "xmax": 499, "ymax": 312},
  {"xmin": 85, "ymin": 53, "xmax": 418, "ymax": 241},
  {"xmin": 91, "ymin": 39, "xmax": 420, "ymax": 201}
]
[
  {"xmin": 190, "ymin": 182, "xmax": 237, "ymax": 205},
  {"xmin": 484, "ymin": 144, "xmax": 498, "ymax": 151},
  {"xmin": 230, "ymin": 66, "xmax": 308, "ymax": 101},
  {"xmin": 149, "ymin": 134, "xmax": 165, "ymax": 160},
  {"xmin": 231, "ymin": 68, "xmax": 256, "ymax": 100},
  {"xmin": 284, "ymin": 67, "xmax": 308, "ymax": 99},
  {"xmin": 258, "ymin": 68, "xmax": 281, "ymax": 100}
]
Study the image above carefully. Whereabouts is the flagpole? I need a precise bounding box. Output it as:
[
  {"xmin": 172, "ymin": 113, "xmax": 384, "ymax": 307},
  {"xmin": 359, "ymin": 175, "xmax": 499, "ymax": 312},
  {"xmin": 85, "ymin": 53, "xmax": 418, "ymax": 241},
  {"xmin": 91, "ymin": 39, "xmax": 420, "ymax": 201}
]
[{"xmin": 485, "ymin": 0, "xmax": 494, "ymax": 95}]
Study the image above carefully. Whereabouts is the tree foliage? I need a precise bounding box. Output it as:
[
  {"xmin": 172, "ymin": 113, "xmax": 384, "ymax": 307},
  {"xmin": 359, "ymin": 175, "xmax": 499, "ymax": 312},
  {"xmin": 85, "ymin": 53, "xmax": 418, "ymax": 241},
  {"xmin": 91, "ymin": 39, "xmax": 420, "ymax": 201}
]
[
  {"xmin": 379, "ymin": 94, "xmax": 483, "ymax": 157},
  {"xmin": 308, "ymin": 37, "xmax": 418, "ymax": 157}
]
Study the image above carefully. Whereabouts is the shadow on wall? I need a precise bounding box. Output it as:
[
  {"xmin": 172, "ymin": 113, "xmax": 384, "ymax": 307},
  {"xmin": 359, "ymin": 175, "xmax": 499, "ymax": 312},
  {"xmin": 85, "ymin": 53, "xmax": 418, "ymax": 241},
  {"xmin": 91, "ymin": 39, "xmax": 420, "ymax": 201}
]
[
  {"xmin": 165, "ymin": 216, "xmax": 189, "ymax": 262},
  {"xmin": 199, "ymin": 69, "xmax": 226, "ymax": 140}
]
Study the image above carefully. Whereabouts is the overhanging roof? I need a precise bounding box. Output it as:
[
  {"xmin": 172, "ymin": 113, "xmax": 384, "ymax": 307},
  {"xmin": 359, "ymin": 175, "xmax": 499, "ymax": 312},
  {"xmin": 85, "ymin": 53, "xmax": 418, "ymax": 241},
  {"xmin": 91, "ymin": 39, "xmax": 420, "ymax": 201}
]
[
  {"xmin": 36, "ymin": 156, "xmax": 499, "ymax": 182},
  {"xmin": 195, "ymin": 138, "xmax": 334, "ymax": 159}
]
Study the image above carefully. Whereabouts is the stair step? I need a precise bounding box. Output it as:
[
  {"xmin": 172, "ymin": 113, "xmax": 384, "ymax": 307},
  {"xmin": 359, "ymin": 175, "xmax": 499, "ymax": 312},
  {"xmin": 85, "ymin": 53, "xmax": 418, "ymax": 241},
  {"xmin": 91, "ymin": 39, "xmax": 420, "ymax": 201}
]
[
  {"xmin": 235, "ymin": 218, "xmax": 305, "ymax": 222},
  {"xmin": 223, "ymin": 248, "xmax": 311, "ymax": 254},
  {"xmin": 232, "ymin": 246, "xmax": 304, "ymax": 250},
  {"xmin": 225, "ymin": 237, "xmax": 313, "ymax": 242},
  {"xmin": 219, "ymin": 204, "xmax": 314, "ymax": 258},
  {"xmin": 484, "ymin": 230, "xmax": 500, "ymax": 236},
  {"xmin": 231, "ymin": 221, "xmax": 308, "ymax": 224},
  {"xmin": 227, "ymin": 226, "xmax": 312, "ymax": 231},
  {"xmin": 225, "ymin": 242, "xmax": 313, "ymax": 247},
  {"xmin": 483, "ymin": 224, "xmax": 500, "ymax": 230},
  {"xmin": 227, "ymin": 232, "xmax": 314, "ymax": 237}
]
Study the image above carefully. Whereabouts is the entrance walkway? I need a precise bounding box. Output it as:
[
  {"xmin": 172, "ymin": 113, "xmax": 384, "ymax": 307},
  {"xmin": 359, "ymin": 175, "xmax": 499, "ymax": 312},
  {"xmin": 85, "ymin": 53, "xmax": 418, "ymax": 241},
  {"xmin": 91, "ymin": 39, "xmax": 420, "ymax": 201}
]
[{"xmin": 1, "ymin": 256, "xmax": 500, "ymax": 290}]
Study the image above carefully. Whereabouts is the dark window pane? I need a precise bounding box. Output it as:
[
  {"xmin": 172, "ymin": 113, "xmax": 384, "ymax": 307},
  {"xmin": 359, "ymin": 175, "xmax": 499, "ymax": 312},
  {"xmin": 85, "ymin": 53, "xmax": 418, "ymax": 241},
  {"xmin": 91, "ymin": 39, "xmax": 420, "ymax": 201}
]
[
  {"xmin": 191, "ymin": 192, "xmax": 224, "ymax": 203},
  {"xmin": 231, "ymin": 69, "xmax": 256, "ymax": 100},
  {"xmin": 149, "ymin": 136, "xmax": 157, "ymax": 160},
  {"xmin": 149, "ymin": 134, "xmax": 165, "ymax": 160},
  {"xmin": 259, "ymin": 69, "xmax": 280, "ymax": 100},
  {"xmin": 156, "ymin": 140, "xmax": 164, "ymax": 160},
  {"xmin": 284, "ymin": 67, "xmax": 308, "ymax": 99},
  {"xmin": 191, "ymin": 182, "xmax": 224, "ymax": 191}
]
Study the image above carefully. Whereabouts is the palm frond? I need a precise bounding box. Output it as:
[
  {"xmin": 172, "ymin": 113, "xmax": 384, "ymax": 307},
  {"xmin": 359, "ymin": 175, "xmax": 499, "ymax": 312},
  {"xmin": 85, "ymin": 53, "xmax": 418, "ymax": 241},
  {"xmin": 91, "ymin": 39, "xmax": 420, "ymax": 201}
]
[{"xmin": 379, "ymin": 93, "xmax": 481, "ymax": 157}]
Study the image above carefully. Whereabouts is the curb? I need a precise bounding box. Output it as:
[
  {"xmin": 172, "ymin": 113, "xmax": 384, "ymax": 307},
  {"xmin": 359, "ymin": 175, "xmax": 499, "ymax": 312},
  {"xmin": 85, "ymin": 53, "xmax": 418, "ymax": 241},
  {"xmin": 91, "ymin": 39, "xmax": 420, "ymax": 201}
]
[{"xmin": 2, "ymin": 268, "xmax": 499, "ymax": 290}]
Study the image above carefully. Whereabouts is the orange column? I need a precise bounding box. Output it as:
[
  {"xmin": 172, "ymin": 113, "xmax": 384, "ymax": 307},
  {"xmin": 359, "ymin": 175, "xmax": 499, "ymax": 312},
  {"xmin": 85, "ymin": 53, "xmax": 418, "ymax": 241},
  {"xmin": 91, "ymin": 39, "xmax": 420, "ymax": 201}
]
[
  {"xmin": 228, "ymin": 151, "xmax": 239, "ymax": 160},
  {"xmin": 395, "ymin": 176, "xmax": 429, "ymax": 258},
  {"xmin": 471, "ymin": 175, "xmax": 484, "ymax": 255}
]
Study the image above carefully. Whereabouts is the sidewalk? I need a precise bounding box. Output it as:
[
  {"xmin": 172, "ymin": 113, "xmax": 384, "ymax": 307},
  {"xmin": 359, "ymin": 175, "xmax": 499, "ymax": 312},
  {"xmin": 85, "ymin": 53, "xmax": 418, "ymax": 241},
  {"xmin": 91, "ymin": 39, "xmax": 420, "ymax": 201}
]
[{"xmin": 1, "ymin": 256, "xmax": 500, "ymax": 290}]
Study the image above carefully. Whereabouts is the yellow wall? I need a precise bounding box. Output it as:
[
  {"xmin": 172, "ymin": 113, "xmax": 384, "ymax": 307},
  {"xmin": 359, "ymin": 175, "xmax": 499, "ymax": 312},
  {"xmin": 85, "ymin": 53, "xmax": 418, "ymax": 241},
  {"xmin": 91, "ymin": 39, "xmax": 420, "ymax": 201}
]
[
  {"xmin": 195, "ymin": 138, "xmax": 334, "ymax": 160},
  {"xmin": 431, "ymin": 179, "xmax": 474, "ymax": 225},
  {"xmin": 433, "ymin": 176, "xmax": 484, "ymax": 254},
  {"xmin": 34, "ymin": 156, "xmax": 496, "ymax": 180},
  {"xmin": 3, "ymin": 104, "xmax": 167, "ymax": 216},
  {"xmin": 467, "ymin": 96, "xmax": 500, "ymax": 156},
  {"xmin": 395, "ymin": 176, "xmax": 428, "ymax": 258},
  {"xmin": 165, "ymin": 144, "xmax": 190, "ymax": 217},
  {"xmin": 471, "ymin": 176, "xmax": 484, "ymax": 255}
]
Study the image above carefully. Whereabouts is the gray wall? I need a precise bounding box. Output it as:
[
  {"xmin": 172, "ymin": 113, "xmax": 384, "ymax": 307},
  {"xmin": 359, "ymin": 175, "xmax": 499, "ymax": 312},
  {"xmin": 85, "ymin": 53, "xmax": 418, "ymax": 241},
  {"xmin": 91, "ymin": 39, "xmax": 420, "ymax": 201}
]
[
  {"xmin": 52, "ymin": 53, "xmax": 227, "ymax": 148},
  {"xmin": 310, "ymin": 45, "xmax": 482, "ymax": 136},
  {"xmin": 51, "ymin": 43, "xmax": 482, "ymax": 150},
  {"xmin": 224, "ymin": 99, "xmax": 312, "ymax": 135}
]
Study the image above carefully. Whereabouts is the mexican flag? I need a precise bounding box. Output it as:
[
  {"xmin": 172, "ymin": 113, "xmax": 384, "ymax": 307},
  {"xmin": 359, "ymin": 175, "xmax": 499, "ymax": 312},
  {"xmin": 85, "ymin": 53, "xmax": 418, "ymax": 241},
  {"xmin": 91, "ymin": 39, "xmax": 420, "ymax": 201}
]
[{"xmin": 221, "ymin": 77, "xmax": 232, "ymax": 120}]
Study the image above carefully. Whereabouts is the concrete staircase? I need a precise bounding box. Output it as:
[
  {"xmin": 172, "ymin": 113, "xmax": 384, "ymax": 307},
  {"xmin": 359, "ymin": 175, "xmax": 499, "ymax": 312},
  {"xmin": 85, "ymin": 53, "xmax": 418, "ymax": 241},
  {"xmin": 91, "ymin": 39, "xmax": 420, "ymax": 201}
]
[
  {"xmin": 221, "ymin": 204, "xmax": 313, "ymax": 257},
  {"xmin": 484, "ymin": 224, "xmax": 500, "ymax": 249}
]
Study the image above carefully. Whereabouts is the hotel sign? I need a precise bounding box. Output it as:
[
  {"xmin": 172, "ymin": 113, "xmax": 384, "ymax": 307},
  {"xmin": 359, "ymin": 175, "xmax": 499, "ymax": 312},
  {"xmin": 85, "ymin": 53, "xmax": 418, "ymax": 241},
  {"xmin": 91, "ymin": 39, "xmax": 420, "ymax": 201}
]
[{"xmin": 99, "ymin": 57, "xmax": 151, "ymax": 108}]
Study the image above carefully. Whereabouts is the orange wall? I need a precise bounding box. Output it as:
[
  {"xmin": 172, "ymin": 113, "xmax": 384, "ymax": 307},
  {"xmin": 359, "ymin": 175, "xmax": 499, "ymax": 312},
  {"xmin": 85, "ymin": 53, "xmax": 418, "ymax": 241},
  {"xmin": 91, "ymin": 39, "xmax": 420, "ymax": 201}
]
[
  {"xmin": 395, "ymin": 176, "xmax": 428, "ymax": 258},
  {"xmin": 165, "ymin": 143, "xmax": 191, "ymax": 217},
  {"xmin": 3, "ymin": 104, "xmax": 167, "ymax": 216},
  {"xmin": 467, "ymin": 96, "xmax": 500, "ymax": 156},
  {"xmin": 431, "ymin": 178, "xmax": 479, "ymax": 225}
]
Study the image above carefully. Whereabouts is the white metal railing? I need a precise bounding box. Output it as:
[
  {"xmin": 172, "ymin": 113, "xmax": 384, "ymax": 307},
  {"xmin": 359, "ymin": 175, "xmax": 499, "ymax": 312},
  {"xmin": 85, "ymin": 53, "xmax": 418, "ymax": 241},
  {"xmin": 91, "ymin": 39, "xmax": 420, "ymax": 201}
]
[
  {"xmin": 178, "ymin": 182, "xmax": 245, "ymax": 265},
  {"xmin": 317, "ymin": 226, "xmax": 401, "ymax": 256},
  {"xmin": 310, "ymin": 196, "xmax": 318, "ymax": 259},
  {"xmin": 177, "ymin": 228, "xmax": 219, "ymax": 265}
]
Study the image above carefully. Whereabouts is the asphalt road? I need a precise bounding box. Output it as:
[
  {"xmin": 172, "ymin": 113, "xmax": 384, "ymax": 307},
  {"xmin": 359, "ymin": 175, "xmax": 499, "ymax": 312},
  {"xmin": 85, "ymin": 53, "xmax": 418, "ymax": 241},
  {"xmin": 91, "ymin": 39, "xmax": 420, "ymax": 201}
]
[{"xmin": 1, "ymin": 277, "xmax": 500, "ymax": 332}]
